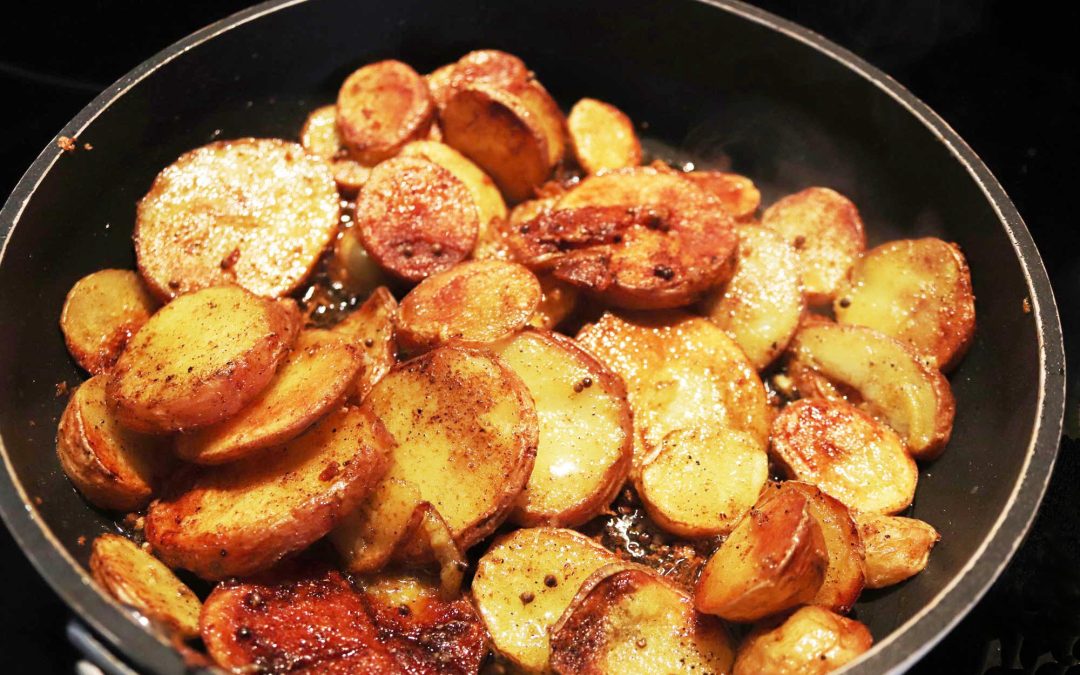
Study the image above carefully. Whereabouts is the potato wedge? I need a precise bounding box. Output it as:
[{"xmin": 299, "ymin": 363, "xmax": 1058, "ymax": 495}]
[
  {"xmin": 472, "ymin": 527, "xmax": 620, "ymax": 672},
  {"xmin": 685, "ymin": 171, "xmax": 761, "ymax": 221},
  {"xmin": 400, "ymin": 140, "xmax": 508, "ymax": 231},
  {"xmin": 57, "ymin": 375, "xmax": 172, "ymax": 511},
  {"xmin": 90, "ymin": 534, "xmax": 201, "ymax": 639},
  {"xmin": 550, "ymin": 566, "xmax": 735, "ymax": 675},
  {"xmin": 336, "ymin": 60, "xmax": 435, "ymax": 164},
  {"xmin": 175, "ymin": 330, "xmax": 362, "ymax": 464},
  {"xmin": 700, "ymin": 224, "xmax": 804, "ymax": 369},
  {"xmin": 426, "ymin": 49, "xmax": 530, "ymax": 111},
  {"xmin": 355, "ymin": 156, "xmax": 479, "ymax": 283},
  {"xmin": 298, "ymin": 104, "xmax": 371, "ymax": 195},
  {"xmin": 856, "ymin": 512, "xmax": 939, "ymax": 589},
  {"xmin": 694, "ymin": 486, "xmax": 827, "ymax": 622},
  {"xmin": 527, "ymin": 275, "xmax": 579, "ymax": 330},
  {"xmin": 771, "ymin": 399, "xmax": 918, "ymax": 514},
  {"xmin": 787, "ymin": 322, "xmax": 956, "ymax": 460},
  {"xmin": 330, "ymin": 477, "xmax": 422, "ymax": 574},
  {"xmin": 396, "ymin": 260, "xmax": 541, "ymax": 352},
  {"xmin": 60, "ymin": 269, "xmax": 158, "ymax": 374},
  {"xmin": 135, "ymin": 138, "xmax": 340, "ymax": 300},
  {"xmin": 835, "ymin": 237, "xmax": 976, "ymax": 371},
  {"xmin": 761, "ymin": 187, "xmax": 866, "ymax": 305},
  {"xmin": 332, "ymin": 286, "xmax": 398, "ymax": 402},
  {"xmin": 146, "ymin": 405, "xmax": 392, "ymax": 579},
  {"xmin": 733, "ymin": 606, "xmax": 872, "ymax": 675},
  {"xmin": 490, "ymin": 330, "xmax": 633, "ymax": 527},
  {"xmin": 567, "ymin": 98, "xmax": 641, "ymax": 174},
  {"xmin": 326, "ymin": 229, "xmax": 392, "ymax": 298}
]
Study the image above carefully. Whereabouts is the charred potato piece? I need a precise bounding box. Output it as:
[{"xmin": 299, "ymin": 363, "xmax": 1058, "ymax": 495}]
[
  {"xmin": 146, "ymin": 406, "xmax": 392, "ymax": 579},
  {"xmin": 135, "ymin": 139, "xmax": 340, "ymax": 300},
  {"xmin": 90, "ymin": 534, "xmax": 201, "ymax": 639},
  {"xmin": 426, "ymin": 49, "xmax": 530, "ymax": 111},
  {"xmin": 761, "ymin": 187, "xmax": 866, "ymax": 306},
  {"xmin": 60, "ymin": 269, "xmax": 158, "ymax": 374},
  {"xmin": 298, "ymin": 104, "xmax": 371, "ymax": 195},
  {"xmin": 326, "ymin": 229, "xmax": 392, "ymax": 298},
  {"xmin": 330, "ymin": 477, "xmax": 422, "ymax": 574},
  {"xmin": 527, "ymin": 275, "xmax": 580, "ymax": 330},
  {"xmin": 567, "ymin": 98, "xmax": 642, "ymax": 174},
  {"xmin": 734, "ymin": 606, "xmax": 872, "ymax": 675},
  {"xmin": 685, "ymin": 171, "xmax": 761, "ymax": 221},
  {"xmin": 332, "ymin": 287, "xmax": 398, "ymax": 402},
  {"xmin": 835, "ymin": 237, "xmax": 976, "ymax": 371},
  {"xmin": 336, "ymin": 60, "xmax": 435, "ymax": 164},
  {"xmin": 400, "ymin": 140, "xmax": 508, "ymax": 232},
  {"xmin": 108, "ymin": 286, "xmax": 300, "ymax": 433},
  {"xmin": 856, "ymin": 512, "xmax": 939, "ymax": 589}
]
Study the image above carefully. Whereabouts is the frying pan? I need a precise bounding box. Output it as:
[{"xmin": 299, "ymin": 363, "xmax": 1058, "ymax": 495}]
[{"xmin": 0, "ymin": 0, "xmax": 1064, "ymax": 672}]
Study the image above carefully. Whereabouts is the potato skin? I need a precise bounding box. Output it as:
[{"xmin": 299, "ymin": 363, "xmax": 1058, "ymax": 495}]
[
  {"xmin": 734, "ymin": 606, "xmax": 872, "ymax": 675},
  {"xmin": 856, "ymin": 512, "xmax": 940, "ymax": 589},
  {"xmin": 336, "ymin": 60, "xmax": 435, "ymax": 164},
  {"xmin": 60, "ymin": 269, "xmax": 158, "ymax": 374},
  {"xmin": 567, "ymin": 98, "xmax": 642, "ymax": 174}
]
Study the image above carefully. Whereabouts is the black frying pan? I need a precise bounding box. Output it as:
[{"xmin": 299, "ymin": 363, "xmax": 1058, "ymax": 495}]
[{"xmin": 0, "ymin": 0, "xmax": 1065, "ymax": 672}]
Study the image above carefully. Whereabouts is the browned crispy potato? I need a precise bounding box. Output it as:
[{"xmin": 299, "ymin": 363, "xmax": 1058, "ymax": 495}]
[
  {"xmin": 60, "ymin": 269, "xmax": 158, "ymax": 374},
  {"xmin": 567, "ymin": 98, "xmax": 642, "ymax": 174},
  {"xmin": 505, "ymin": 77, "xmax": 567, "ymax": 169},
  {"xmin": 771, "ymin": 399, "xmax": 918, "ymax": 514},
  {"xmin": 326, "ymin": 229, "xmax": 392, "ymax": 298},
  {"xmin": 856, "ymin": 512, "xmax": 939, "ymax": 589},
  {"xmin": 694, "ymin": 486, "xmax": 827, "ymax": 622},
  {"xmin": 550, "ymin": 566, "xmax": 735, "ymax": 675},
  {"xmin": 762, "ymin": 187, "xmax": 866, "ymax": 306},
  {"xmin": 90, "ymin": 534, "xmax": 201, "ymax": 639},
  {"xmin": 175, "ymin": 330, "xmax": 361, "ymax": 464},
  {"xmin": 527, "ymin": 275, "xmax": 579, "ymax": 330},
  {"xmin": 427, "ymin": 49, "xmax": 530, "ymax": 111},
  {"xmin": 399, "ymin": 140, "xmax": 508, "ymax": 234},
  {"xmin": 701, "ymin": 224, "xmax": 805, "ymax": 369},
  {"xmin": 396, "ymin": 260, "xmax": 541, "ymax": 352},
  {"xmin": 835, "ymin": 237, "xmax": 976, "ymax": 371},
  {"xmin": 145, "ymin": 405, "xmax": 391, "ymax": 579},
  {"xmin": 685, "ymin": 171, "xmax": 761, "ymax": 221},
  {"xmin": 734, "ymin": 606, "xmax": 873, "ymax": 675},
  {"xmin": 336, "ymin": 60, "xmax": 435, "ymax": 164},
  {"xmin": 787, "ymin": 322, "xmax": 956, "ymax": 460},
  {"xmin": 135, "ymin": 138, "xmax": 340, "ymax": 300},
  {"xmin": 108, "ymin": 286, "xmax": 300, "ymax": 433},
  {"xmin": 472, "ymin": 527, "xmax": 620, "ymax": 672},
  {"xmin": 355, "ymin": 156, "xmax": 479, "ymax": 283},
  {"xmin": 330, "ymin": 477, "xmax": 421, "ymax": 574},
  {"xmin": 57, "ymin": 375, "xmax": 172, "ymax": 511},
  {"xmin": 490, "ymin": 330, "xmax": 632, "ymax": 527},
  {"xmin": 333, "ymin": 286, "xmax": 399, "ymax": 402},
  {"xmin": 298, "ymin": 104, "xmax": 371, "ymax": 195}
]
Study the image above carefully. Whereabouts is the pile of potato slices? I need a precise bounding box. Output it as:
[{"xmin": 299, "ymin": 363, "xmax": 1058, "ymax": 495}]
[{"xmin": 56, "ymin": 49, "xmax": 975, "ymax": 674}]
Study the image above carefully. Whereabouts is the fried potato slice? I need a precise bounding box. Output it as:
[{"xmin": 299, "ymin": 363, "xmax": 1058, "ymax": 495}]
[
  {"xmin": 685, "ymin": 171, "xmax": 761, "ymax": 221},
  {"xmin": 426, "ymin": 49, "xmax": 530, "ymax": 111},
  {"xmin": 472, "ymin": 527, "xmax": 620, "ymax": 672},
  {"xmin": 332, "ymin": 287, "xmax": 398, "ymax": 402},
  {"xmin": 402, "ymin": 505, "xmax": 470, "ymax": 598},
  {"xmin": 835, "ymin": 237, "xmax": 976, "ymax": 371},
  {"xmin": 787, "ymin": 322, "xmax": 956, "ymax": 460},
  {"xmin": 298, "ymin": 104, "xmax": 371, "ymax": 195},
  {"xmin": 90, "ymin": 534, "xmax": 201, "ymax": 639},
  {"xmin": 490, "ymin": 330, "xmax": 633, "ymax": 527},
  {"xmin": 761, "ymin": 187, "xmax": 866, "ymax": 306},
  {"xmin": 57, "ymin": 375, "xmax": 172, "ymax": 511},
  {"xmin": 146, "ymin": 405, "xmax": 392, "ymax": 579},
  {"xmin": 733, "ymin": 606, "xmax": 872, "ymax": 675},
  {"xmin": 60, "ymin": 269, "xmax": 158, "ymax": 374},
  {"xmin": 550, "ymin": 566, "xmax": 736, "ymax": 675},
  {"xmin": 336, "ymin": 60, "xmax": 435, "ymax": 164},
  {"xmin": 362, "ymin": 346, "xmax": 538, "ymax": 551},
  {"xmin": 330, "ymin": 477, "xmax": 421, "ymax": 574},
  {"xmin": 396, "ymin": 260, "xmax": 541, "ymax": 352},
  {"xmin": 108, "ymin": 286, "xmax": 300, "ymax": 433},
  {"xmin": 400, "ymin": 140, "xmax": 508, "ymax": 232},
  {"xmin": 856, "ymin": 512, "xmax": 940, "ymax": 589},
  {"xmin": 567, "ymin": 98, "xmax": 642, "ymax": 174},
  {"xmin": 701, "ymin": 224, "xmax": 804, "ymax": 370},
  {"xmin": 355, "ymin": 156, "xmax": 479, "ymax": 283},
  {"xmin": 135, "ymin": 138, "xmax": 340, "ymax": 300},
  {"xmin": 326, "ymin": 229, "xmax": 392, "ymax": 298},
  {"xmin": 527, "ymin": 275, "xmax": 580, "ymax": 330},
  {"xmin": 694, "ymin": 486, "xmax": 827, "ymax": 622},
  {"xmin": 771, "ymin": 399, "xmax": 918, "ymax": 514},
  {"xmin": 175, "ymin": 330, "xmax": 361, "ymax": 464}
]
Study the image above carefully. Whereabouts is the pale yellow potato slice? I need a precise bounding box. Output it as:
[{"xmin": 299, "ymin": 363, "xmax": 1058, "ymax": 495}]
[
  {"xmin": 336, "ymin": 60, "xmax": 435, "ymax": 164},
  {"xmin": 330, "ymin": 477, "xmax": 421, "ymax": 574},
  {"xmin": 332, "ymin": 287, "xmax": 398, "ymax": 402},
  {"xmin": 685, "ymin": 171, "xmax": 761, "ymax": 221},
  {"xmin": 527, "ymin": 275, "xmax": 579, "ymax": 330},
  {"xmin": 734, "ymin": 606, "xmax": 872, "ymax": 675},
  {"xmin": 409, "ymin": 504, "xmax": 469, "ymax": 599},
  {"xmin": 856, "ymin": 512, "xmax": 940, "ymax": 589},
  {"xmin": 298, "ymin": 104, "xmax": 371, "ymax": 195},
  {"xmin": 60, "ymin": 269, "xmax": 158, "ymax": 374},
  {"xmin": 567, "ymin": 98, "xmax": 641, "ymax": 174},
  {"xmin": 399, "ymin": 139, "xmax": 508, "ymax": 231}
]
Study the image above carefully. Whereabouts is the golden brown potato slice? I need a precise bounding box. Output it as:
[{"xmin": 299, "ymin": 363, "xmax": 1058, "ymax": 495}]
[
  {"xmin": 336, "ymin": 60, "xmax": 435, "ymax": 164},
  {"xmin": 490, "ymin": 330, "xmax": 633, "ymax": 527},
  {"xmin": 396, "ymin": 260, "xmax": 542, "ymax": 352},
  {"xmin": 506, "ymin": 78, "xmax": 567, "ymax": 169},
  {"xmin": 771, "ymin": 399, "xmax": 918, "ymax": 514},
  {"xmin": 472, "ymin": 527, "xmax": 620, "ymax": 672},
  {"xmin": 567, "ymin": 98, "xmax": 642, "ymax": 174},
  {"xmin": 694, "ymin": 486, "xmax": 827, "ymax": 622},
  {"xmin": 326, "ymin": 229, "xmax": 392, "ymax": 298},
  {"xmin": 835, "ymin": 237, "xmax": 976, "ymax": 371},
  {"xmin": 787, "ymin": 322, "xmax": 956, "ymax": 460},
  {"xmin": 90, "ymin": 534, "xmax": 201, "ymax": 639},
  {"xmin": 330, "ymin": 477, "xmax": 421, "ymax": 574},
  {"xmin": 685, "ymin": 171, "xmax": 761, "ymax": 221},
  {"xmin": 355, "ymin": 156, "xmax": 479, "ymax": 283},
  {"xmin": 426, "ymin": 49, "xmax": 530, "ymax": 111},
  {"xmin": 145, "ymin": 405, "xmax": 391, "ymax": 579},
  {"xmin": 761, "ymin": 187, "xmax": 866, "ymax": 306},
  {"xmin": 550, "ymin": 566, "xmax": 736, "ymax": 675},
  {"xmin": 362, "ymin": 346, "xmax": 538, "ymax": 551},
  {"xmin": 298, "ymin": 104, "xmax": 371, "ymax": 195},
  {"xmin": 527, "ymin": 275, "xmax": 579, "ymax": 330},
  {"xmin": 332, "ymin": 286, "xmax": 398, "ymax": 402},
  {"xmin": 135, "ymin": 138, "xmax": 340, "ymax": 300},
  {"xmin": 60, "ymin": 269, "xmax": 158, "ymax": 374},
  {"xmin": 701, "ymin": 224, "xmax": 805, "ymax": 370},
  {"xmin": 856, "ymin": 512, "xmax": 939, "ymax": 589},
  {"xmin": 57, "ymin": 375, "xmax": 172, "ymax": 511},
  {"xmin": 399, "ymin": 139, "xmax": 508, "ymax": 233},
  {"xmin": 733, "ymin": 606, "xmax": 872, "ymax": 675},
  {"xmin": 175, "ymin": 330, "xmax": 361, "ymax": 464},
  {"xmin": 108, "ymin": 286, "xmax": 300, "ymax": 433}
]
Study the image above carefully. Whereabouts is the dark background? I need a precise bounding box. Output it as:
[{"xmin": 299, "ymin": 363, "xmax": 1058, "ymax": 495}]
[{"xmin": 1, "ymin": 1, "xmax": 1076, "ymax": 673}]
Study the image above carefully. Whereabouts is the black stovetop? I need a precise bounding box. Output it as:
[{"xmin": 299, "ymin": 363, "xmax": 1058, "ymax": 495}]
[{"xmin": 1, "ymin": 2, "xmax": 1076, "ymax": 673}]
